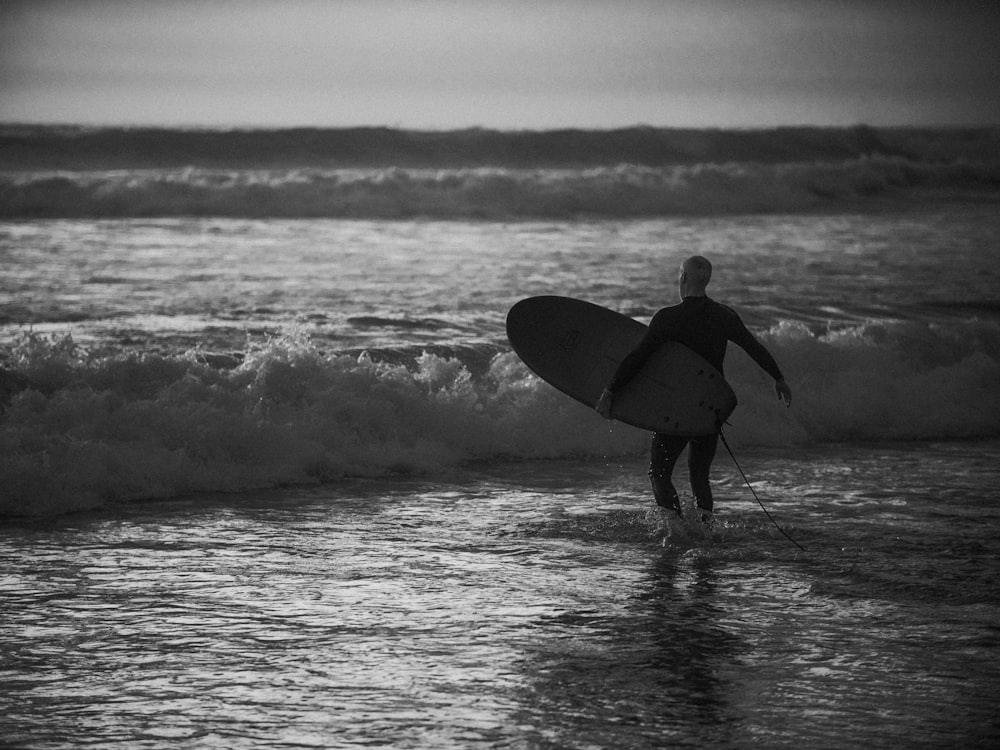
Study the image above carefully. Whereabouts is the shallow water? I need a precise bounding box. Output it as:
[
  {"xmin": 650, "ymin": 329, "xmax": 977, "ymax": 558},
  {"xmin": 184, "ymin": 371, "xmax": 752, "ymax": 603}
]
[{"xmin": 3, "ymin": 441, "xmax": 998, "ymax": 748}]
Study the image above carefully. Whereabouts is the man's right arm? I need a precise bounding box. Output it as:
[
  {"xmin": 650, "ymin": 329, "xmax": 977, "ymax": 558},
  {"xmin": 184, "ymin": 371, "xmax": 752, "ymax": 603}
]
[{"xmin": 596, "ymin": 322, "xmax": 666, "ymax": 418}]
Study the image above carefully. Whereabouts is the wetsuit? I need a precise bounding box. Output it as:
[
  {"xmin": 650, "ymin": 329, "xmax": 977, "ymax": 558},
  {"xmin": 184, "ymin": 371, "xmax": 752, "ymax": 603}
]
[{"xmin": 605, "ymin": 296, "xmax": 784, "ymax": 516}]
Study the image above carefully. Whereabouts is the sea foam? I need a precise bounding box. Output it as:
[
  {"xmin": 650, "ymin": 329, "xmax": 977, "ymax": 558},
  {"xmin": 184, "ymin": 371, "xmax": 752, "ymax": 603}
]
[{"xmin": 2, "ymin": 320, "xmax": 998, "ymax": 516}]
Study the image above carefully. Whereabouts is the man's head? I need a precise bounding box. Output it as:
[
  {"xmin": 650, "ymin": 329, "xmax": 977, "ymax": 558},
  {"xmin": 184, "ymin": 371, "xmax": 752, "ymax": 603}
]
[{"xmin": 679, "ymin": 255, "xmax": 712, "ymax": 298}]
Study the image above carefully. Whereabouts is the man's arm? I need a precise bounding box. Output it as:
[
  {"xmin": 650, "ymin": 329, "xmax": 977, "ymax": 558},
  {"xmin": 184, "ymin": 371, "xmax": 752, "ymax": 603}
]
[
  {"xmin": 595, "ymin": 326, "xmax": 665, "ymax": 418},
  {"xmin": 729, "ymin": 315, "xmax": 792, "ymax": 407},
  {"xmin": 775, "ymin": 378, "xmax": 792, "ymax": 406}
]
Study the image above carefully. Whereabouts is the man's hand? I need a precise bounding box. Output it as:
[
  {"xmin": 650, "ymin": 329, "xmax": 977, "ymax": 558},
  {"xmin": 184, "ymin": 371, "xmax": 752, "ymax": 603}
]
[
  {"xmin": 775, "ymin": 378, "xmax": 792, "ymax": 407},
  {"xmin": 595, "ymin": 388, "xmax": 614, "ymax": 419}
]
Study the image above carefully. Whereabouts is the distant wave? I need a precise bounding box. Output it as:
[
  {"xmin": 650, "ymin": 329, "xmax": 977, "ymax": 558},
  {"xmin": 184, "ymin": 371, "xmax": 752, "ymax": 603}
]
[
  {"xmin": 2, "ymin": 124, "xmax": 997, "ymax": 218},
  {"xmin": 3, "ymin": 124, "xmax": 998, "ymax": 170},
  {"xmin": 2, "ymin": 158, "xmax": 998, "ymax": 219},
  {"xmin": 3, "ymin": 319, "xmax": 999, "ymax": 516}
]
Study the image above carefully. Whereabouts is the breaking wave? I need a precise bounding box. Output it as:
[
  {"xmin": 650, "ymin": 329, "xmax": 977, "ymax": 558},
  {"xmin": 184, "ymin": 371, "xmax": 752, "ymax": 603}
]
[
  {"xmin": 3, "ymin": 124, "xmax": 997, "ymax": 218},
  {"xmin": 2, "ymin": 319, "xmax": 998, "ymax": 516},
  {"xmin": 2, "ymin": 159, "xmax": 997, "ymax": 219}
]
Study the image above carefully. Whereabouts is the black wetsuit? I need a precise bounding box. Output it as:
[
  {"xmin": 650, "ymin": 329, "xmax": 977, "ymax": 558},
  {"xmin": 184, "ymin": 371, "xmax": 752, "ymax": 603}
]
[{"xmin": 606, "ymin": 296, "xmax": 783, "ymax": 516}]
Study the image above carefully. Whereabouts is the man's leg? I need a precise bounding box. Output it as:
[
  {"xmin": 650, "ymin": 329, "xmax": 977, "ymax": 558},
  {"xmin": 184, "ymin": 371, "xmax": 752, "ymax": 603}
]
[
  {"xmin": 648, "ymin": 433, "xmax": 689, "ymax": 516},
  {"xmin": 687, "ymin": 433, "xmax": 719, "ymax": 513}
]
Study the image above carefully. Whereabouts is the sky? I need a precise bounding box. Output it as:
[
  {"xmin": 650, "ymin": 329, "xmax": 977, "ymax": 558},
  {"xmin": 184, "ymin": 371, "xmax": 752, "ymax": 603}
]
[{"xmin": 1, "ymin": 0, "xmax": 998, "ymax": 130}]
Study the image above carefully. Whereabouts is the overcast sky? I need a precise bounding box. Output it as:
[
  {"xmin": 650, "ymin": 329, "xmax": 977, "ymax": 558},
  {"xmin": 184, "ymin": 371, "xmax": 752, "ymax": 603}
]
[{"xmin": 1, "ymin": 0, "xmax": 998, "ymax": 130}]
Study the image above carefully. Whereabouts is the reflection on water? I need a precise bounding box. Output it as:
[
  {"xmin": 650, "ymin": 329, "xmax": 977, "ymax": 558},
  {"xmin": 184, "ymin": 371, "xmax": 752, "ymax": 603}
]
[
  {"xmin": 512, "ymin": 551, "xmax": 742, "ymax": 748},
  {"xmin": 2, "ymin": 446, "xmax": 1000, "ymax": 748}
]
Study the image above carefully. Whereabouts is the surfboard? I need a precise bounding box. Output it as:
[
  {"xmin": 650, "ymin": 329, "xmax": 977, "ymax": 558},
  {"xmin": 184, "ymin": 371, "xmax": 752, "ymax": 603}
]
[{"xmin": 505, "ymin": 296, "xmax": 737, "ymax": 435}]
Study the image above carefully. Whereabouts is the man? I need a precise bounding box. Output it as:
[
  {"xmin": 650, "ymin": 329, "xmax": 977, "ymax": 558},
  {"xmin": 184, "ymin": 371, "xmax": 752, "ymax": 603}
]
[{"xmin": 595, "ymin": 255, "xmax": 792, "ymax": 524}]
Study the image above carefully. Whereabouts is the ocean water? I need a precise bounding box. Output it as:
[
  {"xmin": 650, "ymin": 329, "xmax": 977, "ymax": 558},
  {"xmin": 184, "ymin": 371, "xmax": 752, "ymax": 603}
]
[{"xmin": 2, "ymin": 127, "xmax": 1000, "ymax": 748}]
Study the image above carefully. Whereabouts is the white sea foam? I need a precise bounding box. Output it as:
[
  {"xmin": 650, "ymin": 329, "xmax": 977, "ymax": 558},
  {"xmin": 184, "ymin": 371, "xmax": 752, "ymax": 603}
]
[{"xmin": 2, "ymin": 318, "xmax": 998, "ymax": 516}]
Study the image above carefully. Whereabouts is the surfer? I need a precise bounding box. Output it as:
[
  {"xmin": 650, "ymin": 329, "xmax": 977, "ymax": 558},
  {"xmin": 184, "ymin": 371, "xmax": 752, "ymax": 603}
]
[{"xmin": 595, "ymin": 255, "xmax": 791, "ymax": 523}]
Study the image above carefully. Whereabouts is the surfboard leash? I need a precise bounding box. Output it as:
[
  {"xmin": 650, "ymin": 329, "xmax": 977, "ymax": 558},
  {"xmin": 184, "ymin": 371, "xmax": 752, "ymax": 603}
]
[{"xmin": 718, "ymin": 429, "xmax": 806, "ymax": 552}]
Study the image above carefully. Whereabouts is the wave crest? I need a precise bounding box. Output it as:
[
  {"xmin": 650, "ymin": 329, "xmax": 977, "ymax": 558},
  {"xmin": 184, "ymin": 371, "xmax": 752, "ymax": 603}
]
[
  {"xmin": 2, "ymin": 319, "xmax": 998, "ymax": 516},
  {"xmin": 3, "ymin": 157, "xmax": 997, "ymax": 219}
]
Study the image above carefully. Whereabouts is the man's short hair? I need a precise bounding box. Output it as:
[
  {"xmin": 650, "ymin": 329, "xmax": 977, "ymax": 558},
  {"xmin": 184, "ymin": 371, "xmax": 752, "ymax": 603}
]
[{"xmin": 685, "ymin": 255, "xmax": 712, "ymax": 286}]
